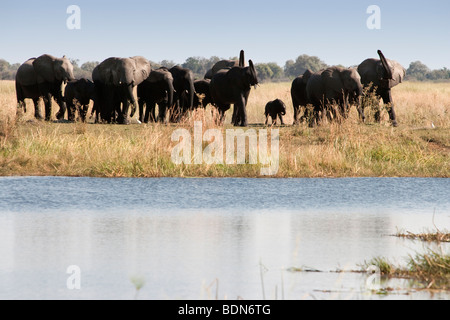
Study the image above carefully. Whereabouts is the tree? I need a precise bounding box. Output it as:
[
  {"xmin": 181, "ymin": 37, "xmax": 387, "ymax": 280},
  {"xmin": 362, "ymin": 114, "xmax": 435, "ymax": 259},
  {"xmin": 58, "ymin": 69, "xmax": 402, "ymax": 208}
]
[
  {"xmin": 255, "ymin": 62, "xmax": 284, "ymax": 82},
  {"xmin": 255, "ymin": 64, "xmax": 274, "ymax": 82},
  {"xmin": 284, "ymin": 55, "xmax": 328, "ymax": 78},
  {"xmin": 406, "ymin": 61, "xmax": 430, "ymax": 81},
  {"xmin": 80, "ymin": 61, "xmax": 99, "ymax": 73}
]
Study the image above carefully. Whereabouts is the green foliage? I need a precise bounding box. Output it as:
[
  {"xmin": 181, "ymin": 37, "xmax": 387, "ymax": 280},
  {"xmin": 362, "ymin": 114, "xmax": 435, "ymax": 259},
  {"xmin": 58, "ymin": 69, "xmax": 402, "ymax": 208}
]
[
  {"xmin": 406, "ymin": 61, "xmax": 450, "ymax": 81},
  {"xmin": 0, "ymin": 59, "xmax": 20, "ymax": 80},
  {"xmin": 284, "ymin": 54, "xmax": 328, "ymax": 78},
  {"xmin": 255, "ymin": 63, "xmax": 284, "ymax": 82}
]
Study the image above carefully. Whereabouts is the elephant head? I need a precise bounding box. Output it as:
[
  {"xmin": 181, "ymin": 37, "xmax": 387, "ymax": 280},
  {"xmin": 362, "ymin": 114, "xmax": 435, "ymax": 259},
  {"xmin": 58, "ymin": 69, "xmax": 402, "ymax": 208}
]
[
  {"xmin": 357, "ymin": 50, "xmax": 406, "ymax": 126},
  {"xmin": 149, "ymin": 68, "xmax": 175, "ymax": 118},
  {"xmin": 168, "ymin": 66, "xmax": 196, "ymax": 121},
  {"xmin": 321, "ymin": 66, "xmax": 362, "ymax": 97},
  {"xmin": 92, "ymin": 56, "xmax": 151, "ymax": 123},
  {"xmin": 32, "ymin": 54, "xmax": 75, "ymax": 84},
  {"xmin": 93, "ymin": 57, "xmax": 150, "ymax": 87}
]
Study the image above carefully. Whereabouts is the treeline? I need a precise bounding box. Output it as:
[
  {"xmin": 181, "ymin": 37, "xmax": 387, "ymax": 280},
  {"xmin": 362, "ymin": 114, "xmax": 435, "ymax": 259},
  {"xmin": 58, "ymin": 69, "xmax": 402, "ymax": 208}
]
[
  {"xmin": 405, "ymin": 61, "xmax": 450, "ymax": 81},
  {"xmin": 2, "ymin": 56, "xmax": 449, "ymax": 82}
]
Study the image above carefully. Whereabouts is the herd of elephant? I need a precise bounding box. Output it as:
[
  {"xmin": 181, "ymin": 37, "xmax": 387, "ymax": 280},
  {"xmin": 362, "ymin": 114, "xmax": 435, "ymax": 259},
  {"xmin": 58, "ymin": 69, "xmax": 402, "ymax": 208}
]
[{"xmin": 15, "ymin": 50, "xmax": 405, "ymax": 127}]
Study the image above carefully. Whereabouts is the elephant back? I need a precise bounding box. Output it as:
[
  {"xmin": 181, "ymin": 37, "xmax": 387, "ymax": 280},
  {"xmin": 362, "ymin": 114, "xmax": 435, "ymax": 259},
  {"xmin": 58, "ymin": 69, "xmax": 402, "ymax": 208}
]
[
  {"xmin": 16, "ymin": 58, "xmax": 38, "ymax": 86},
  {"xmin": 93, "ymin": 57, "xmax": 123, "ymax": 86}
]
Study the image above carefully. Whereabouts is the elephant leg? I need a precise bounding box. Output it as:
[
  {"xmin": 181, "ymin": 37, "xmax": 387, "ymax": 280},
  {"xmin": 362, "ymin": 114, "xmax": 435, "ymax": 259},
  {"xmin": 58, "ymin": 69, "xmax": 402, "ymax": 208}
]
[
  {"xmin": 380, "ymin": 89, "xmax": 398, "ymax": 127},
  {"xmin": 128, "ymin": 86, "xmax": 138, "ymax": 118},
  {"xmin": 265, "ymin": 114, "xmax": 269, "ymax": 125},
  {"xmin": 158, "ymin": 102, "xmax": 167, "ymax": 123},
  {"xmin": 42, "ymin": 93, "xmax": 52, "ymax": 121},
  {"xmin": 17, "ymin": 100, "xmax": 26, "ymax": 114},
  {"xmin": 138, "ymin": 99, "xmax": 145, "ymax": 123},
  {"xmin": 144, "ymin": 102, "xmax": 156, "ymax": 123},
  {"xmin": 279, "ymin": 114, "xmax": 285, "ymax": 125},
  {"xmin": 53, "ymin": 86, "xmax": 66, "ymax": 121},
  {"xmin": 118, "ymin": 86, "xmax": 133, "ymax": 124},
  {"xmin": 33, "ymin": 98, "xmax": 43, "ymax": 120},
  {"xmin": 292, "ymin": 97, "xmax": 300, "ymax": 124},
  {"xmin": 67, "ymin": 101, "xmax": 76, "ymax": 122},
  {"xmin": 80, "ymin": 104, "xmax": 89, "ymax": 122}
]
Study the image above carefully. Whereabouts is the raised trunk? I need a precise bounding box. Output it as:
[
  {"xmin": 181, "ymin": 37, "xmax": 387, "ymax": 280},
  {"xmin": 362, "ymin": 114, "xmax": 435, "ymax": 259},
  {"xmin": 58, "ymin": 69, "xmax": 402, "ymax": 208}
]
[{"xmin": 377, "ymin": 50, "xmax": 393, "ymax": 80}]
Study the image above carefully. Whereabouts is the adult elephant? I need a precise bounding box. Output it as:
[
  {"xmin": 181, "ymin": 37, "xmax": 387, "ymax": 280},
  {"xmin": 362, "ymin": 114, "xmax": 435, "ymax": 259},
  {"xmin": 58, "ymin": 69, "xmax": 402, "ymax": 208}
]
[
  {"xmin": 137, "ymin": 68, "xmax": 174, "ymax": 123},
  {"xmin": 210, "ymin": 50, "xmax": 258, "ymax": 127},
  {"xmin": 92, "ymin": 56, "xmax": 151, "ymax": 124},
  {"xmin": 15, "ymin": 54, "xmax": 75, "ymax": 121},
  {"xmin": 167, "ymin": 66, "xmax": 195, "ymax": 123},
  {"xmin": 306, "ymin": 66, "xmax": 363, "ymax": 126},
  {"xmin": 204, "ymin": 51, "xmax": 245, "ymax": 79},
  {"xmin": 291, "ymin": 69, "xmax": 313, "ymax": 124},
  {"xmin": 358, "ymin": 50, "xmax": 406, "ymax": 127},
  {"xmin": 64, "ymin": 78, "xmax": 96, "ymax": 122}
]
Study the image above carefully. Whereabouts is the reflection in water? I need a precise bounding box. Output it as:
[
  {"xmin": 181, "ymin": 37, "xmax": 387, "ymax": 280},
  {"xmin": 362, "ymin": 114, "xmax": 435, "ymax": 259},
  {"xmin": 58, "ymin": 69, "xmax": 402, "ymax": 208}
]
[{"xmin": 0, "ymin": 177, "xmax": 448, "ymax": 299}]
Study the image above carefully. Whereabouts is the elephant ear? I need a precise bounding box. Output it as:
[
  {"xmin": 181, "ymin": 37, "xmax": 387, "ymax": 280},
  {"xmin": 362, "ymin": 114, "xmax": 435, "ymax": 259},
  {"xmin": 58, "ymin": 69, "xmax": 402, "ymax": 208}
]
[
  {"xmin": 130, "ymin": 56, "xmax": 151, "ymax": 86},
  {"xmin": 33, "ymin": 54, "xmax": 57, "ymax": 83},
  {"xmin": 302, "ymin": 69, "xmax": 313, "ymax": 84},
  {"xmin": 248, "ymin": 60, "xmax": 258, "ymax": 86},
  {"xmin": 390, "ymin": 60, "xmax": 406, "ymax": 87},
  {"xmin": 321, "ymin": 67, "xmax": 344, "ymax": 96}
]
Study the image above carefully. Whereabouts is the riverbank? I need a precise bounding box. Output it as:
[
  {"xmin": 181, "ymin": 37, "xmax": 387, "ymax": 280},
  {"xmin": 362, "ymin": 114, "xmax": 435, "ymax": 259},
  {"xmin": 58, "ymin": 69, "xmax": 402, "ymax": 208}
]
[{"xmin": 1, "ymin": 81, "xmax": 449, "ymax": 178}]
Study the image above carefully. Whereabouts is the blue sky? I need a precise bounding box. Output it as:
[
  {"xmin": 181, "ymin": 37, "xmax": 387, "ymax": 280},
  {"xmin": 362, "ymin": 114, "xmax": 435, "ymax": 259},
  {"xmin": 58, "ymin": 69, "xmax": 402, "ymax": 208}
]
[{"xmin": 1, "ymin": 0, "xmax": 449, "ymax": 69}]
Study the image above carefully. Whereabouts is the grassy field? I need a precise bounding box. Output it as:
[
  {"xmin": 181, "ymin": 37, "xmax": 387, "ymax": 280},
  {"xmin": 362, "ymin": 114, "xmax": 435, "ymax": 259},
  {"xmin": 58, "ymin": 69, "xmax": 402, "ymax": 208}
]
[{"xmin": 0, "ymin": 80, "xmax": 449, "ymax": 177}]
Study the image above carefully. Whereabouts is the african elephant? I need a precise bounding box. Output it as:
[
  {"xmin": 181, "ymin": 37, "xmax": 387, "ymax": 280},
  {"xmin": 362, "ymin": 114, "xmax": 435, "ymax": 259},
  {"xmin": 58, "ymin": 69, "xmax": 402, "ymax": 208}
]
[
  {"xmin": 15, "ymin": 54, "xmax": 75, "ymax": 121},
  {"xmin": 204, "ymin": 51, "xmax": 245, "ymax": 79},
  {"xmin": 166, "ymin": 66, "xmax": 195, "ymax": 122},
  {"xmin": 210, "ymin": 50, "xmax": 258, "ymax": 127},
  {"xmin": 64, "ymin": 78, "xmax": 96, "ymax": 122},
  {"xmin": 291, "ymin": 69, "xmax": 313, "ymax": 124},
  {"xmin": 306, "ymin": 66, "xmax": 363, "ymax": 126},
  {"xmin": 92, "ymin": 56, "xmax": 151, "ymax": 124},
  {"xmin": 265, "ymin": 99, "xmax": 286, "ymax": 125},
  {"xmin": 137, "ymin": 68, "xmax": 174, "ymax": 123},
  {"xmin": 358, "ymin": 50, "xmax": 406, "ymax": 127}
]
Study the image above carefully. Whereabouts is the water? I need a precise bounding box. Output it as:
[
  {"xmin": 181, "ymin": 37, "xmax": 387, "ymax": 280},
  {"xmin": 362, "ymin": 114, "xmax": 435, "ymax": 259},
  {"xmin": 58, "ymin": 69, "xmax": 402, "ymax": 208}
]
[{"xmin": 0, "ymin": 177, "xmax": 448, "ymax": 300}]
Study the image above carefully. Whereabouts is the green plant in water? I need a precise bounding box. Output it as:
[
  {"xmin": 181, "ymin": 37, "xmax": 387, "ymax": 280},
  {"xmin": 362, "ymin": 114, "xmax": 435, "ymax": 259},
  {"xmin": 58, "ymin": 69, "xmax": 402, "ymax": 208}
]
[{"xmin": 130, "ymin": 275, "xmax": 146, "ymax": 300}]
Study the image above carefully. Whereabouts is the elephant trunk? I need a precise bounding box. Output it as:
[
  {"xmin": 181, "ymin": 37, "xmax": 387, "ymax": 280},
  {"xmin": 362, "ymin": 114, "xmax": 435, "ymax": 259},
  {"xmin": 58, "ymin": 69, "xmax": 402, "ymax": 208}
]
[
  {"xmin": 164, "ymin": 81, "xmax": 175, "ymax": 122},
  {"xmin": 378, "ymin": 50, "xmax": 393, "ymax": 80},
  {"xmin": 187, "ymin": 80, "xmax": 195, "ymax": 110}
]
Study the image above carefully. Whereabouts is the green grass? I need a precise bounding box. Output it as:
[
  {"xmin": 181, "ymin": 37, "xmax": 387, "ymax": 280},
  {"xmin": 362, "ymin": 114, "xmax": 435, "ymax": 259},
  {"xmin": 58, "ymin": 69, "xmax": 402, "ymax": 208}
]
[{"xmin": 361, "ymin": 249, "xmax": 450, "ymax": 290}]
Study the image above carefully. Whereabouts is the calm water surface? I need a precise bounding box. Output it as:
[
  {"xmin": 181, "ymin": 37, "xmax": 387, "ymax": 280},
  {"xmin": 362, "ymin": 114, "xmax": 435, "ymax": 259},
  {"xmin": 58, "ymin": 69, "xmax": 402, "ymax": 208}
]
[{"xmin": 0, "ymin": 177, "xmax": 448, "ymax": 300}]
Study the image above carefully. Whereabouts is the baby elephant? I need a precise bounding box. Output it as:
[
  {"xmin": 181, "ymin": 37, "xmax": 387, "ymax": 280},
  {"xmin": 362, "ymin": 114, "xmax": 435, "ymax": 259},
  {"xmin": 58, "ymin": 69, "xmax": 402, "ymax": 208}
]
[
  {"xmin": 64, "ymin": 78, "xmax": 96, "ymax": 122},
  {"xmin": 265, "ymin": 99, "xmax": 286, "ymax": 125}
]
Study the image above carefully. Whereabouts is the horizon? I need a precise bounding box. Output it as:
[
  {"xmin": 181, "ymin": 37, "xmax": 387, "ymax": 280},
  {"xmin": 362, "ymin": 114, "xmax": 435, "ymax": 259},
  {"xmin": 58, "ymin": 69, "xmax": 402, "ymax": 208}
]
[{"xmin": 1, "ymin": 1, "xmax": 449, "ymax": 70}]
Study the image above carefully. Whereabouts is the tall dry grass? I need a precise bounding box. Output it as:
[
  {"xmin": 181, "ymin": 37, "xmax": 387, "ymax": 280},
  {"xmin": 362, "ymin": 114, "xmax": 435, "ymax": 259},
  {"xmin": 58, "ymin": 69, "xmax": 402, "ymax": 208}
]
[{"xmin": 0, "ymin": 80, "xmax": 448, "ymax": 177}]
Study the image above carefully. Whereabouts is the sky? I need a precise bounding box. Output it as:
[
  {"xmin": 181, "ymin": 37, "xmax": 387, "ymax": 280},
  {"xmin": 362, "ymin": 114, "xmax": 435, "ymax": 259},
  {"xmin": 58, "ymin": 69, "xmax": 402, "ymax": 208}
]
[{"xmin": 1, "ymin": 0, "xmax": 449, "ymax": 70}]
